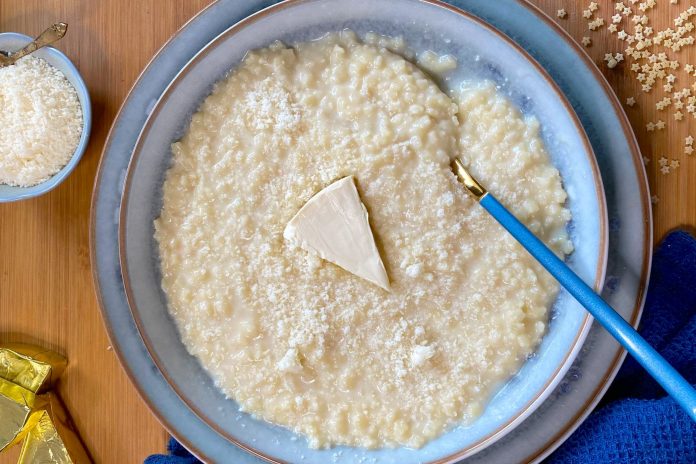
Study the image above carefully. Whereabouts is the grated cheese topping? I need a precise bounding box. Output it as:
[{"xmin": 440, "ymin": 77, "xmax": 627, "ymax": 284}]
[{"xmin": 0, "ymin": 55, "xmax": 82, "ymax": 187}]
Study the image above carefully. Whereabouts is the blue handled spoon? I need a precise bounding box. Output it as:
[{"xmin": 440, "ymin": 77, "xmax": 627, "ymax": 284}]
[{"xmin": 451, "ymin": 158, "xmax": 696, "ymax": 421}]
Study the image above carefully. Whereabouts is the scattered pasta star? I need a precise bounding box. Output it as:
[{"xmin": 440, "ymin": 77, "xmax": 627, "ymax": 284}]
[
  {"xmin": 659, "ymin": 156, "xmax": 668, "ymax": 166},
  {"xmin": 643, "ymin": 156, "xmax": 650, "ymax": 164},
  {"xmin": 686, "ymin": 135, "xmax": 694, "ymax": 145},
  {"xmin": 670, "ymin": 159, "xmax": 680, "ymax": 169},
  {"xmin": 651, "ymin": 195, "xmax": 659, "ymax": 204},
  {"xmin": 579, "ymin": 1, "xmax": 696, "ymax": 134},
  {"xmin": 557, "ymin": 9, "xmax": 567, "ymax": 19},
  {"xmin": 686, "ymin": 146, "xmax": 695, "ymax": 155},
  {"xmin": 660, "ymin": 165, "xmax": 671, "ymax": 174},
  {"xmin": 582, "ymin": 36, "xmax": 592, "ymax": 47}
]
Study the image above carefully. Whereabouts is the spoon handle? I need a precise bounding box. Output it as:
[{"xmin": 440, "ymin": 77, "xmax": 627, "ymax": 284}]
[
  {"xmin": 452, "ymin": 158, "xmax": 696, "ymax": 422},
  {"xmin": 9, "ymin": 23, "xmax": 67, "ymax": 63}
]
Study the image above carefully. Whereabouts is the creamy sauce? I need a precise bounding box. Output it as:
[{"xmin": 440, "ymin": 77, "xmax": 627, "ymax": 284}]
[{"xmin": 154, "ymin": 31, "xmax": 572, "ymax": 449}]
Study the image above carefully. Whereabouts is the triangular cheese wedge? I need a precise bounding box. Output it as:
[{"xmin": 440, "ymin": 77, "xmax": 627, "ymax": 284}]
[{"xmin": 284, "ymin": 176, "xmax": 390, "ymax": 291}]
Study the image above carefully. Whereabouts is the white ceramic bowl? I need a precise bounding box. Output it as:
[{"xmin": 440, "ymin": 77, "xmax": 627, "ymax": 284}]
[
  {"xmin": 0, "ymin": 33, "xmax": 91, "ymax": 202},
  {"xmin": 118, "ymin": 1, "xmax": 607, "ymax": 462}
]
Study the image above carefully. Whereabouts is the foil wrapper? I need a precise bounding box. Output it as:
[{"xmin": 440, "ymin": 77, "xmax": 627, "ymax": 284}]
[
  {"xmin": 0, "ymin": 344, "xmax": 90, "ymax": 462},
  {"xmin": 18, "ymin": 393, "xmax": 91, "ymax": 464},
  {"xmin": 0, "ymin": 344, "xmax": 66, "ymax": 451},
  {"xmin": 0, "ymin": 378, "xmax": 46, "ymax": 450},
  {"xmin": 0, "ymin": 344, "xmax": 66, "ymax": 394}
]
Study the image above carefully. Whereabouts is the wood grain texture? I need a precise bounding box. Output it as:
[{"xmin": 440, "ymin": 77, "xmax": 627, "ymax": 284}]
[
  {"xmin": 537, "ymin": 0, "xmax": 696, "ymax": 240},
  {"xmin": 0, "ymin": 1, "xmax": 211, "ymax": 462},
  {"xmin": 0, "ymin": 1, "xmax": 691, "ymax": 463}
]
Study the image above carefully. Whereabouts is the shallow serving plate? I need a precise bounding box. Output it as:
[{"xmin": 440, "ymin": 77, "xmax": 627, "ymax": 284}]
[
  {"xmin": 0, "ymin": 32, "xmax": 91, "ymax": 202},
  {"xmin": 93, "ymin": 1, "xmax": 651, "ymax": 463},
  {"xmin": 116, "ymin": 1, "xmax": 607, "ymax": 463}
]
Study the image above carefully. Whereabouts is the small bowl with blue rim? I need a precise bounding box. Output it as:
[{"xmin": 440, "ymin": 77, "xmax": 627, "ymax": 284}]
[{"xmin": 0, "ymin": 32, "xmax": 91, "ymax": 202}]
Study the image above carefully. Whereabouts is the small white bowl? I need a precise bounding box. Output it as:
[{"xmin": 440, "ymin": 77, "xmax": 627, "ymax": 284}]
[{"xmin": 0, "ymin": 32, "xmax": 91, "ymax": 202}]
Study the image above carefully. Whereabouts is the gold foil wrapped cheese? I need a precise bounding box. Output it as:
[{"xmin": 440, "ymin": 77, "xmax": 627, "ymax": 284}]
[
  {"xmin": 0, "ymin": 344, "xmax": 65, "ymax": 451},
  {"xmin": 0, "ymin": 379, "xmax": 47, "ymax": 450},
  {"xmin": 0, "ymin": 344, "xmax": 90, "ymax": 463},
  {"xmin": 18, "ymin": 393, "xmax": 91, "ymax": 464},
  {"xmin": 0, "ymin": 344, "xmax": 66, "ymax": 394}
]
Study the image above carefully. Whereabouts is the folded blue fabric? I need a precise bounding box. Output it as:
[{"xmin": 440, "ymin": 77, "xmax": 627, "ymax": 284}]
[
  {"xmin": 145, "ymin": 231, "xmax": 696, "ymax": 464},
  {"xmin": 548, "ymin": 230, "xmax": 696, "ymax": 463},
  {"xmin": 144, "ymin": 438, "xmax": 199, "ymax": 464}
]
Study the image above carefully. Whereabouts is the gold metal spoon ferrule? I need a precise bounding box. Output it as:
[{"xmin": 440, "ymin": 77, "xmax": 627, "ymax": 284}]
[{"xmin": 451, "ymin": 158, "xmax": 488, "ymax": 201}]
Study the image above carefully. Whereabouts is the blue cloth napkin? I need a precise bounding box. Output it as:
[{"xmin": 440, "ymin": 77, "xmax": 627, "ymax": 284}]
[
  {"xmin": 548, "ymin": 230, "xmax": 696, "ymax": 463},
  {"xmin": 145, "ymin": 231, "xmax": 696, "ymax": 464}
]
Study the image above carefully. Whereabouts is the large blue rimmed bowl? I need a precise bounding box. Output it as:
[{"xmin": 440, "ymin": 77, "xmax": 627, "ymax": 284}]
[
  {"xmin": 0, "ymin": 33, "xmax": 91, "ymax": 202},
  {"xmin": 117, "ymin": 1, "xmax": 608, "ymax": 463}
]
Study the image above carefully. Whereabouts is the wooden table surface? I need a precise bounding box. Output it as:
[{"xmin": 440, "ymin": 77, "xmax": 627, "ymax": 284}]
[{"xmin": 0, "ymin": 1, "xmax": 693, "ymax": 463}]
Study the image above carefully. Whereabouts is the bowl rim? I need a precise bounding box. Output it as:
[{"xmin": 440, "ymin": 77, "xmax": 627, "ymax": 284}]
[
  {"xmin": 117, "ymin": 0, "xmax": 608, "ymax": 462},
  {"xmin": 0, "ymin": 32, "xmax": 92, "ymax": 202}
]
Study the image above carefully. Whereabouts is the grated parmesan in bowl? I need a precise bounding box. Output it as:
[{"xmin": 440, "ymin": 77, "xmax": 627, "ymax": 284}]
[{"xmin": 0, "ymin": 32, "xmax": 90, "ymax": 202}]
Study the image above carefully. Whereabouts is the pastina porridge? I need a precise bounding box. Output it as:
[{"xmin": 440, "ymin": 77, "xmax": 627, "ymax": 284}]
[{"xmin": 154, "ymin": 31, "xmax": 573, "ymax": 449}]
